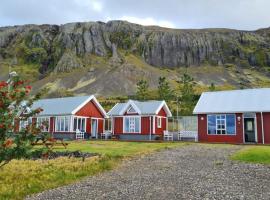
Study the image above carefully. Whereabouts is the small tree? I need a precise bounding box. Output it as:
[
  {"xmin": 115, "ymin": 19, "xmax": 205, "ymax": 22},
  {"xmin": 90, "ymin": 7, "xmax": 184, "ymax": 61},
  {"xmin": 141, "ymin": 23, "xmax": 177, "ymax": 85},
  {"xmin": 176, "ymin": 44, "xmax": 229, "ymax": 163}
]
[
  {"xmin": 158, "ymin": 76, "xmax": 172, "ymax": 101},
  {"xmin": 178, "ymin": 72, "xmax": 196, "ymax": 115},
  {"xmin": 0, "ymin": 74, "xmax": 44, "ymax": 167},
  {"xmin": 209, "ymin": 83, "xmax": 216, "ymax": 91},
  {"xmin": 136, "ymin": 79, "xmax": 149, "ymax": 100}
]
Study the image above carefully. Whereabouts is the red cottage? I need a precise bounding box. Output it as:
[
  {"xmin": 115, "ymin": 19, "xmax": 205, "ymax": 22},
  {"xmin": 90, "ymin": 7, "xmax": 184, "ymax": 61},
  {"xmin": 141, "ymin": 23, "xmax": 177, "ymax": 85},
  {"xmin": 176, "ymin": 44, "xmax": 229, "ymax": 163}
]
[
  {"xmin": 19, "ymin": 95, "xmax": 107, "ymax": 140},
  {"xmin": 108, "ymin": 100, "xmax": 172, "ymax": 140},
  {"xmin": 193, "ymin": 88, "xmax": 270, "ymax": 144}
]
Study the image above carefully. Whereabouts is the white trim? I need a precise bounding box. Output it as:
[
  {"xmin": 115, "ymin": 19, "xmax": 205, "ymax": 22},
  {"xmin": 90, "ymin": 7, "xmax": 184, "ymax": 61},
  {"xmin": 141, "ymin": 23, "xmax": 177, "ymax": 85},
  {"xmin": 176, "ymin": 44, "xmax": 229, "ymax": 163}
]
[
  {"xmin": 207, "ymin": 114, "xmax": 237, "ymax": 135},
  {"xmin": 261, "ymin": 112, "xmax": 265, "ymax": 144},
  {"xmin": 155, "ymin": 101, "xmax": 172, "ymax": 117},
  {"xmin": 123, "ymin": 116, "xmax": 141, "ymax": 133},
  {"xmin": 157, "ymin": 116, "xmax": 162, "ymax": 128},
  {"xmin": 72, "ymin": 116, "xmax": 87, "ymax": 133},
  {"xmin": 36, "ymin": 116, "xmax": 50, "ymax": 132},
  {"xmin": 91, "ymin": 118, "xmax": 99, "ymax": 139},
  {"xmin": 71, "ymin": 95, "xmax": 107, "ymax": 117},
  {"xmin": 153, "ymin": 116, "xmax": 156, "ymax": 134},
  {"xmin": 55, "ymin": 116, "xmax": 72, "ymax": 132},
  {"xmin": 119, "ymin": 100, "xmax": 141, "ymax": 115},
  {"xmin": 149, "ymin": 116, "xmax": 152, "ymax": 140},
  {"xmin": 243, "ymin": 113, "xmax": 258, "ymax": 143}
]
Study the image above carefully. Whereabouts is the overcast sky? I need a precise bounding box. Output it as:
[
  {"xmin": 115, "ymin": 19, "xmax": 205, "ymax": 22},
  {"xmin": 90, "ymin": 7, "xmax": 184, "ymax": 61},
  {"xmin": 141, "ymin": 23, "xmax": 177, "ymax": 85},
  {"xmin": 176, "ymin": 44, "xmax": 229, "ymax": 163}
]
[{"xmin": 0, "ymin": 0, "xmax": 269, "ymax": 30}]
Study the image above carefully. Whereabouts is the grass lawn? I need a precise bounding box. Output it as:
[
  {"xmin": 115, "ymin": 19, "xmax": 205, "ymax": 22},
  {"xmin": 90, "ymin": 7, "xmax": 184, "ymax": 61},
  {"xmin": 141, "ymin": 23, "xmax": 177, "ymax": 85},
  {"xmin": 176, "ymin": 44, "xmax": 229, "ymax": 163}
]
[
  {"xmin": 0, "ymin": 141, "xmax": 186, "ymax": 200},
  {"xmin": 231, "ymin": 146, "xmax": 270, "ymax": 164}
]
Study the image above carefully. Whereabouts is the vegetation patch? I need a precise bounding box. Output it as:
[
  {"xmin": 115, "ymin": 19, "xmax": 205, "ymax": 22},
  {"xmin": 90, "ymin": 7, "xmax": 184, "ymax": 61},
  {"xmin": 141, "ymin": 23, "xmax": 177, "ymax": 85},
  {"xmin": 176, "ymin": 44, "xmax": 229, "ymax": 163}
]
[
  {"xmin": 0, "ymin": 141, "xmax": 186, "ymax": 200},
  {"xmin": 231, "ymin": 146, "xmax": 270, "ymax": 164}
]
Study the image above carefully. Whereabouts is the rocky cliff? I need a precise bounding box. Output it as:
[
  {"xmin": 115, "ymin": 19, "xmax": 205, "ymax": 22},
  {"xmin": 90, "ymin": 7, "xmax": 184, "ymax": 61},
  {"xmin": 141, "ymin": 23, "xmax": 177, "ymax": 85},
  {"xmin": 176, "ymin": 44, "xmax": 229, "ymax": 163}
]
[
  {"xmin": 0, "ymin": 20, "xmax": 270, "ymax": 96},
  {"xmin": 1, "ymin": 20, "xmax": 270, "ymax": 70}
]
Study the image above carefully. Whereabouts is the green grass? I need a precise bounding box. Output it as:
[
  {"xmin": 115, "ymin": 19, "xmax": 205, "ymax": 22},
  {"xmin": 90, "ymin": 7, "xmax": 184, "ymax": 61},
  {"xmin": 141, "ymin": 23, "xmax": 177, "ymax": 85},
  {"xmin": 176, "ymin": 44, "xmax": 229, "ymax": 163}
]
[
  {"xmin": 0, "ymin": 141, "xmax": 186, "ymax": 200},
  {"xmin": 231, "ymin": 146, "xmax": 270, "ymax": 164}
]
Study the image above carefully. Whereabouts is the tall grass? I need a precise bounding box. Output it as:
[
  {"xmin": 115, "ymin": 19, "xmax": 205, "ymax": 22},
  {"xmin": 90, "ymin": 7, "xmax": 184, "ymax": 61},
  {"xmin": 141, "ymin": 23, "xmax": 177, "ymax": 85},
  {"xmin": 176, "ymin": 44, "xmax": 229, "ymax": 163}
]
[{"xmin": 0, "ymin": 141, "xmax": 185, "ymax": 200}]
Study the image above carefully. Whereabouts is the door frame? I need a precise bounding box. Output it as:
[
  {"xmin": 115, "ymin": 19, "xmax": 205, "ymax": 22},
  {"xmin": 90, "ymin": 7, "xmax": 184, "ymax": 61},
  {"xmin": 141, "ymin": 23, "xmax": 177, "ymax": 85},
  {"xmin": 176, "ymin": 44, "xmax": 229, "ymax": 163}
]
[
  {"xmin": 91, "ymin": 118, "xmax": 99, "ymax": 139},
  {"xmin": 242, "ymin": 113, "xmax": 257, "ymax": 143}
]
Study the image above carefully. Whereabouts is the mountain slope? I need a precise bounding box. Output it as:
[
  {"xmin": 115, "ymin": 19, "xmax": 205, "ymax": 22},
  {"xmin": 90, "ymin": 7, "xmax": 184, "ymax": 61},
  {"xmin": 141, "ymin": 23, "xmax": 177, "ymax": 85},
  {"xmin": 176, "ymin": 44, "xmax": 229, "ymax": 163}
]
[{"xmin": 0, "ymin": 20, "xmax": 270, "ymax": 97}]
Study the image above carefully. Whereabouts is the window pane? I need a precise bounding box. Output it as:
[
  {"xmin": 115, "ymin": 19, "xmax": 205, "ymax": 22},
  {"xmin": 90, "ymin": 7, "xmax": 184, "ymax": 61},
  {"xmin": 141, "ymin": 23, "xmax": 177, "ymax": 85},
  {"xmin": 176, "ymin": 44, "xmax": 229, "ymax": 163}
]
[
  {"xmin": 81, "ymin": 118, "xmax": 85, "ymax": 132},
  {"xmin": 135, "ymin": 118, "xmax": 140, "ymax": 132},
  {"xmin": 208, "ymin": 115, "xmax": 216, "ymax": 134},
  {"xmin": 124, "ymin": 118, "xmax": 129, "ymax": 132},
  {"xmin": 65, "ymin": 117, "xmax": 69, "ymax": 131},
  {"xmin": 226, "ymin": 115, "xmax": 236, "ymax": 134},
  {"xmin": 73, "ymin": 118, "xmax": 77, "ymax": 131}
]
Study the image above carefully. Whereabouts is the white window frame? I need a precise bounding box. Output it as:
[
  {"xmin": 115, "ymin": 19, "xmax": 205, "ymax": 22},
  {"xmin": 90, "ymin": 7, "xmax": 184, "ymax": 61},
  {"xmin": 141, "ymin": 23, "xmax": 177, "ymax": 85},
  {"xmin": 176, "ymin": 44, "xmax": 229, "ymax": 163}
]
[
  {"xmin": 55, "ymin": 116, "xmax": 71, "ymax": 132},
  {"xmin": 19, "ymin": 118, "xmax": 32, "ymax": 131},
  {"xmin": 216, "ymin": 115, "xmax": 226, "ymax": 134},
  {"xmin": 36, "ymin": 117, "xmax": 50, "ymax": 132},
  {"xmin": 123, "ymin": 116, "xmax": 141, "ymax": 133},
  {"xmin": 157, "ymin": 116, "xmax": 162, "ymax": 128},
  {"xmin": 207, "ymin": 114, "xmax": 236, "ymax": 135},
  {"xmin": 73, "ymin": 116, "xmax": 87, "ymax": 132}
]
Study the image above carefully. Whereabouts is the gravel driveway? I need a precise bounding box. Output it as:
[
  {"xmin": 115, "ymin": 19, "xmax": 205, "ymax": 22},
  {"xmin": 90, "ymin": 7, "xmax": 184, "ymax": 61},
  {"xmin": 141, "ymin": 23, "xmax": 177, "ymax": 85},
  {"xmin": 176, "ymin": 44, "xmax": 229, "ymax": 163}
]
[{"xmin": 27, "ymin": 144, "xmax": 270, "ymax": 200}]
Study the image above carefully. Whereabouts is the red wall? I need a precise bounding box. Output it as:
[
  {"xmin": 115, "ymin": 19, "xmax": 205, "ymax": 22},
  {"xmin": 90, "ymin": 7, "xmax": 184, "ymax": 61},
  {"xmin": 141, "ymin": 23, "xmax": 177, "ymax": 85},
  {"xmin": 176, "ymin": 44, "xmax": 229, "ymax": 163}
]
[
  {"xmin": 114, "ymin": 117, "xmax": 123, "ymax": 134},
  {"xmin": 155, "ymin": 117, "xmax": 167, "ymax": 135},
  {"xmin": 263, "ymin": 112, "xmax": 270, "ymax": 144},
  {"xmin": 198, "ymin": 113, "xmax": 243, "ymax": 144},
  {"xmin": 98, "ymin": 119, "xmax": 104, "ymax": 133},
  {"xmin": 49, "ymin": 117, "xmax": 54, "ymax": 133},
  {"xmin": 141, "ymin": 116, "xmax": 151, "ymax": 134},
  {"xmin": 112, "ymin": 106, "xmax": 168, "ymax": 135},
  {"xmin": 256, "ymin": 113, "xmax": 263, "ymax": 143},
  {"xmin": 75, "ymin": 100, "xmax": 104, "ymax": 118},
  {"xmin": 155, "ymin": 108, "xmax": 167, "ymax": 135}
]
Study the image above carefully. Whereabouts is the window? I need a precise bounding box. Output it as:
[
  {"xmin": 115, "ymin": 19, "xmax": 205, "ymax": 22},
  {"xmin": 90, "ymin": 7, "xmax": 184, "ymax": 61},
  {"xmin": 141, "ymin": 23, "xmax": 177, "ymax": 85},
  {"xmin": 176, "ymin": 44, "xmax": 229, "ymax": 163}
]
[
  {"xmin": 127, "ymin": 106, "xmax": 137, "ymax": 114},
  {"xmin": 36, "ymin": 117, "xmax": 50, "ymax": 132},
  {"xmin": 19, "ymin": 118, "xmax": 32, "ymax": 131},
  {"xmin": 157, "ymin": 117, "xmax": 162, "ymax": 128},
  {"xmin": 55, "ymin": 116, "xmax": 70, "ymax": 132},
  {"xmin": 73, "ymin": 117, "xmax": 86, "ymax": 132},
  {"xmin": 207, "ymin": 114, "xmax": 236, "ymax": 135},
  {"xmin": 124, "ymin": 117, "xmax": 140, "ymax": 133}
]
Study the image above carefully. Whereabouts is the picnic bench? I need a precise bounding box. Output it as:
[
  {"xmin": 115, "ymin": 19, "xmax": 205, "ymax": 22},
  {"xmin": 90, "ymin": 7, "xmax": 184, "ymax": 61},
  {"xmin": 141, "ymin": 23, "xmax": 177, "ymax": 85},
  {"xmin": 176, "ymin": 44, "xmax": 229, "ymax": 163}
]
[{"xmin": 32, "ymin": 138, "xmax": 69, "ymax": 149}]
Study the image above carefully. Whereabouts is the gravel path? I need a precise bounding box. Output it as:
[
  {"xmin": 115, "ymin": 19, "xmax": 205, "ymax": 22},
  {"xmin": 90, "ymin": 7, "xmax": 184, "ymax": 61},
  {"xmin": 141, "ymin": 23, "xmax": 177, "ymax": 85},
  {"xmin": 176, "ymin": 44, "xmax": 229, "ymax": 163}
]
[{"xmin": 27, "ymin": 144, "xmax": 270, "ymax": 200}]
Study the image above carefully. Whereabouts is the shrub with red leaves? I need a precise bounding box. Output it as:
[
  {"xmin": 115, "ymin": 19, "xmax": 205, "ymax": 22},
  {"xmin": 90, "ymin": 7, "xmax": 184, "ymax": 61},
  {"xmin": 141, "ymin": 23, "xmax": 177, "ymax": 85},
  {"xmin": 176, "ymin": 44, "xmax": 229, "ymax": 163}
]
[{"xmin": 0, "ymin": 75, "xmax": 47, "ymax": 167}]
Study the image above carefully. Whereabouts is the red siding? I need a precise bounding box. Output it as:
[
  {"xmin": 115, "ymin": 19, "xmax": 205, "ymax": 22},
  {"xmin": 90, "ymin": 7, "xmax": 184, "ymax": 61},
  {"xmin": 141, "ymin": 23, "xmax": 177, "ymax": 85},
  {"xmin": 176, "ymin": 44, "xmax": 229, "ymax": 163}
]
[
  {"xmin": 157, "ymin": 107, "xmax": 167, "ymax": 117},
  {"xmin": 141, "ymin": 117, "xmax": 151, "ymax": 134},
  {"xmin": 155, "ymin": 107, "xmax": 167, "ymax": 135},
  {"xmin": 155, "ymin": 117, "xmax": 167, "ymax": 135},
  {"xmin": 86, "ymin": 118, "xmax": 91, "ymax": 133},
  {"xmin": 256, "ymin": 113, "xmax": 263, "ymax": 144},
  {"xmin": 263, "ymin": 113, "xmax": 270, "ymax": 144},
  {"xmin": 98, "ymin": 119, "xmax": 104, "ymax": 133},
  {"xmin": 75, "ymin": 100, "xmax": 104, "ymax": 118},
  {"xmin": 198, "ymin": 114, "xmax": 243, "ymax": 144},
  {"xmin": 114, "ymin": 117, "xmax": 123, "ymax": 134},
  {"xmin": 49, "ymin": 117, "xmax": 54, "ymax": 133}
]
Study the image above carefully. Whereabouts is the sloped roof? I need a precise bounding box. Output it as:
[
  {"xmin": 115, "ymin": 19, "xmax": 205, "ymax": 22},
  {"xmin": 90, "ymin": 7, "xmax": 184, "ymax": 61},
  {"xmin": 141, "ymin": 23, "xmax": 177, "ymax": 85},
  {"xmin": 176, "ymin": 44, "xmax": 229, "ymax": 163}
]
[
  {"xmin": 108, "ymin": 100, "xmax": 172, "ymax": 117},
  {"xmin": 193, "ymin": 88, "xmax": 270, "ymax": 114},
  {"xmin": 32, "ymin": 95, "xmax": 106, "ymax": 116}
]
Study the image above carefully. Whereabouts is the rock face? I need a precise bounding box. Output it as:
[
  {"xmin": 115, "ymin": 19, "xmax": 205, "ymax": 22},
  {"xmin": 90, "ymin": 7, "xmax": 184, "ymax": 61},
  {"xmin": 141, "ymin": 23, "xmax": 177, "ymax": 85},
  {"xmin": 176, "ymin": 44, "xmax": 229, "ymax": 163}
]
[{"xmin": 0, "ymin": 20, "xmax": 270, "ymax": 73}]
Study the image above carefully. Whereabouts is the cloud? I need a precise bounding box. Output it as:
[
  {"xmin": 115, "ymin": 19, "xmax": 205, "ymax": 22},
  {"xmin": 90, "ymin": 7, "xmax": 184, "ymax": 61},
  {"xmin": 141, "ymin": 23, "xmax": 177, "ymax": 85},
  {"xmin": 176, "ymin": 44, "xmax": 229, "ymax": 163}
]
[
  {"xmin": 0, "ymin": 0, "xmax": 269, "ymax": 30},
  {"xmin": 119, "ymin": 16, "xmax": 175, "ymax": 28}
]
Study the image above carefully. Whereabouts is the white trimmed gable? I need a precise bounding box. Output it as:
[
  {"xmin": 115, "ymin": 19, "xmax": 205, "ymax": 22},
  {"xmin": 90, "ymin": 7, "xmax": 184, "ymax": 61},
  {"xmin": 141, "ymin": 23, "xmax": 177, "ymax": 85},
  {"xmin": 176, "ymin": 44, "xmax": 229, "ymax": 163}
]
[{"xmin": 126, "ymin": 105, "xmax": 137, "ymax": 114}]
